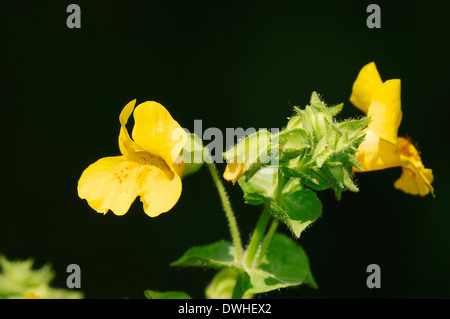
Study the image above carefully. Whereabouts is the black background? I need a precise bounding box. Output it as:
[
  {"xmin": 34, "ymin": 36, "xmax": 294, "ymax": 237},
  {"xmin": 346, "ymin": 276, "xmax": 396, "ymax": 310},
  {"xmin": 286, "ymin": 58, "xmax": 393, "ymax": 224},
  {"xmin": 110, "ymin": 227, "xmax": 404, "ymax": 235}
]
[{"xmin": 0, "ymin": 0, "xmax": 449, "ymax": 299}]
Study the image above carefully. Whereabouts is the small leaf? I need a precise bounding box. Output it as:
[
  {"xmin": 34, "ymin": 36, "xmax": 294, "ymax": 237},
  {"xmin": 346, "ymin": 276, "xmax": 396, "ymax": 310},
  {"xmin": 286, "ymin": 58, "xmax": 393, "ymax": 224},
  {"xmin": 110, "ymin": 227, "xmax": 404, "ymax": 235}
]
[
  {"xmin": 170, "ymin": 241, "xmax": 239, "ymax": 269},
  {"xmin": 265, "ymin": 189, "xmax": 322, "ymax": 238},
  {"xmin": 244, "ymin": 233, "xmax": 317, "ymax": 294},
  {"xmin": 144, "ymin": 290, "xmax": 191, "ymax": 299}
]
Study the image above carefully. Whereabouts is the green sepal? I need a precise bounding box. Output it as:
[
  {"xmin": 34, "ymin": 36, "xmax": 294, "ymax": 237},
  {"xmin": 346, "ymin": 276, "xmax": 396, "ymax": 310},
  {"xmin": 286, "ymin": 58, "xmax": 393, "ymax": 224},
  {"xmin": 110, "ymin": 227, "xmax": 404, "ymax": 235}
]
[
  {"xmin": 182, "ymin": 133, "xmax": 204, "ymax": 177},
  {"xmin": 278, "ymin": 128, "xmax": 310, "ymax": 159},
  {"xmin": 281, "ymin": 166, "xmax": 332, "ymax": 191},
  {"xmin": 144, "ymin": 290, "xmax": 192, "ymax": 299},
  {"xmin": 238, "ymin": 167, "xmax": 280, "ymax": 205},
  {"xmin": 309, "ymin": 91, "xmax": 343, "ymax": 118},
  {"xmin": 311, "ymin": 137, "xmax": 333, "ymax": 168},
  {"xmin": 285, "ymin": 115, "xmax": 302, "ymax": 130},
  {"xmin": 223, "ymin": 130, "xmax": 274, "ymax": 182},
  {"xmin": 317, "ymin": 165, "xmax": 359, "ymax": 199},
  {"xmin": 338, "ymin": 117, "xmax": 371, "ymax": 137}
]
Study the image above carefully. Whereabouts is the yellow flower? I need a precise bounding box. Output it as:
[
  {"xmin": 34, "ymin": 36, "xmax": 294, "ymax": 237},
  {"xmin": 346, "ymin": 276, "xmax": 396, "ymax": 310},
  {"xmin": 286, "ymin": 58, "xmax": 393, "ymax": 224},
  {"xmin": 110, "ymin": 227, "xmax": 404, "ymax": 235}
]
[
  {"xmin": 223, "ymin": 161, "xmax": 246, "ymax": 184},
  {"xmin": 350, "ymin": 62, "xmax": 434, "ymax": 197},
  {"xmin": 77, "ymin": 100, "xmax": 188, "ymax": 217}
]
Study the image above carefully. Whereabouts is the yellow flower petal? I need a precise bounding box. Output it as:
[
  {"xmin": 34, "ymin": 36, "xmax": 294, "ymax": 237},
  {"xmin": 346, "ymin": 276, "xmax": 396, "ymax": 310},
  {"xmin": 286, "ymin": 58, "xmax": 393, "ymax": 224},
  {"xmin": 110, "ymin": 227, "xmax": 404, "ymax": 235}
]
[
  {"xmin": 367, "ymin": 79, "xmax": 402, "ymax": 145},
  {"xmin": 223, "ymin": 162, "xmax": 246, "ymax": 184},
  {"xmin": 355, "ymin": 129, "xmax": 402, "ymax": 172},
  {"xmin": 395, "ymin": 137, "xmax": 422, "ymax": 166},
  {"xmin": 24, "ymin": 292, "xmax": 41, "ymax": 299},
  {"xmin": 349, "ymin": 62, "xmax": 383, "ymax": 114},
  {"xmin": 119, "ymin": 99, "xmax": 145, "ymax": 157},
  {"xmin": 78, "ymin": 154, "xmax": 182, "ymax": 216},
  {"xmin": 393, "ymin": 137, "xmax": 434, "ymax": 197},
  {"xmin": 131, "ymin": 101, "xmax": 187, "ymax": 169},
  {"xmin": 78, "ymin": 156, "xmax": 144, "ymax": 216},
  {"xmin": 140, "ymin": 170, "xmax": 182, "ymax": 217},
  {"xmin": 394, "ymin": 165, "xmax": 434, "ymax": 197}
]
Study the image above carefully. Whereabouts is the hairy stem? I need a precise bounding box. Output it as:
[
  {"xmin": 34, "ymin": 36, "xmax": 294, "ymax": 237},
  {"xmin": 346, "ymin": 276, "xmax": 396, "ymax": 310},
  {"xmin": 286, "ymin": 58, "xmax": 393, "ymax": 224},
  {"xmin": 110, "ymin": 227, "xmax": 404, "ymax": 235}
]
[
  {"xmin": 255, "ymin": 218, "xmax": 279, "ymax": 267},
  {"xmin": 244, "ymin": 208, "xmax": 271, "ymax": 268},
  {"xmin": 204, "ymin": 151, "xmax": 243, "ymax": 263}
]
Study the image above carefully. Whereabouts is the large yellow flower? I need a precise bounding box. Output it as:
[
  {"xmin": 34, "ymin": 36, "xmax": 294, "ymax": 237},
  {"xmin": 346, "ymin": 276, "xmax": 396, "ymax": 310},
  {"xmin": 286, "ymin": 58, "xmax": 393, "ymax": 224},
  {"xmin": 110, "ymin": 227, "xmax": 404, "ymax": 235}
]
[
  {"xmin": 78, "ymin": 100, "xmax": 187, "ymax": 217},
  {"xmin": 350, "ymin": 62, "xmax": 434, "ymax": 197}
]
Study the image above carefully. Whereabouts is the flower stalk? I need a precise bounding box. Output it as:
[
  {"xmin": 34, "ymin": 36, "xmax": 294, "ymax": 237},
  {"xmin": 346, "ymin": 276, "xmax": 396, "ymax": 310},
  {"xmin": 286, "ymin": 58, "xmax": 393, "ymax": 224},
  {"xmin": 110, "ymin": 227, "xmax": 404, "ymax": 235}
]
[
  {"xmin": 204, "ymin": 148, "xmax": 244, "ymax": 263},
  {"xmin": 244, "ymin": 208, "xmax": 271, "ymax": 268}
]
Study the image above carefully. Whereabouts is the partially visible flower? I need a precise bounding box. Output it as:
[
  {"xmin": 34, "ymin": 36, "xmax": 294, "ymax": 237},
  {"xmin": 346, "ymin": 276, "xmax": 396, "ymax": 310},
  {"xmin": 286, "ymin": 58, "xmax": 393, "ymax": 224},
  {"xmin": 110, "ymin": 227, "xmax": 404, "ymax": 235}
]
[
  {"xmin": 350, "ymin": 62, "xmax": 434, "ymax": 197},
  {"xmin": 78, "ymin": 100, "xmax": 187, "ymax": 217},
  {"xmin": 0, "ymin": 255, "xmax": 83, "ymax": 299},
  {"xmin": 223, "ymin": 161, "xmax": 246, "ymax": 184},
  {"xmin": 24, "ymin": 292, "xmax": 40, "ymax": 299}
]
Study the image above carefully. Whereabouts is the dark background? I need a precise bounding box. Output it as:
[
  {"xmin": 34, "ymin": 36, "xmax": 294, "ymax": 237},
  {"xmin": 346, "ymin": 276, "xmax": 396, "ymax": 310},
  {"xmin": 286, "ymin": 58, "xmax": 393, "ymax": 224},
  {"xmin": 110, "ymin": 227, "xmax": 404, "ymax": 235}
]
[{"xmin": 0, "ymin": 1, "xmax": 449, "ymax": 299}]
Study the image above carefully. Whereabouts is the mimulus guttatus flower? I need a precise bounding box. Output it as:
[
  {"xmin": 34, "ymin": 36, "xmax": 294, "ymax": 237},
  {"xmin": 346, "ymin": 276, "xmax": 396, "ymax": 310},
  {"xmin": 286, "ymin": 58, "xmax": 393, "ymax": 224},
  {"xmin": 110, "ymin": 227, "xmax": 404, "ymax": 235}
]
[
  {"xmin": 223, "ymin": 161, "xmax": 246, "ymax": 184},
  {"xmin": 350, "ymin": 62, "xmax": 434, "ymax": 197},
  {"xmin": 77, "ymin": 100, "xmax": 188, "ymax": 217}
]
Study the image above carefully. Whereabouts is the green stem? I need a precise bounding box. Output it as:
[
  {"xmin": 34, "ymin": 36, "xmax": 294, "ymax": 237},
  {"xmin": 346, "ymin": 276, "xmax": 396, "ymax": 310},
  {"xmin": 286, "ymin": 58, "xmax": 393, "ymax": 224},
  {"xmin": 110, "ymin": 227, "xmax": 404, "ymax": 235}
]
[
  {"xmin": 255, "ymin": 218, "xmax": 279, "ymax": 267},
  {"xmin": 204, "ymin": 152, "xmax": 243, "ymax": 263},
  {"xmin": 244, "ymin": 208, "xmax": 271, "ymax": 268}
]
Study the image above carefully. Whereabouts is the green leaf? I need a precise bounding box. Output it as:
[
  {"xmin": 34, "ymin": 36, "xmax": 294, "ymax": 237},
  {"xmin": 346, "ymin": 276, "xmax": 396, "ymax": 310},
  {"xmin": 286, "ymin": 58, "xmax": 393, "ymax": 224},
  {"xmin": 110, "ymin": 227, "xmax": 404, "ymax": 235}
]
[
  {"xmin": 265, "ymin": 189, "xmax": 322, "ymax": 238},
  {"xmin": 170, "ymin": 240, "xmax": 239, "ymax": 269},
  {"xmin": 205, "ymin": 268, "xmax": 239, "ymax": 299},
  {"xmin": 144, "ymin": 290, "xmax": 192, "ymax": 299},
  {"xmin": 244, "ymin": 233, "xmax": 317, "ymax": 294}
]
